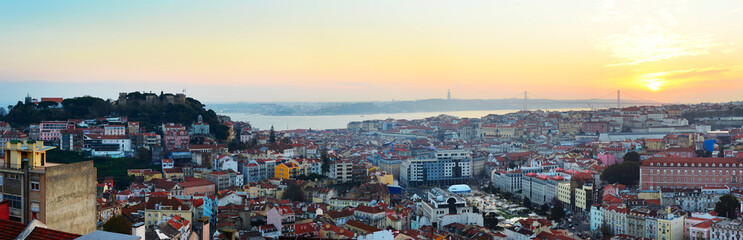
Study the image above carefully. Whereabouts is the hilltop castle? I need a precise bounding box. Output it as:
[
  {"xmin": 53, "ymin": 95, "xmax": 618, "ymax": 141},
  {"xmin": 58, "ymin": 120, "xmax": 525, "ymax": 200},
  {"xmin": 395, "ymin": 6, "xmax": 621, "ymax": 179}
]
[{"xmin": 117, "ymin": 92, "xmax": 186, "ymax": 106}]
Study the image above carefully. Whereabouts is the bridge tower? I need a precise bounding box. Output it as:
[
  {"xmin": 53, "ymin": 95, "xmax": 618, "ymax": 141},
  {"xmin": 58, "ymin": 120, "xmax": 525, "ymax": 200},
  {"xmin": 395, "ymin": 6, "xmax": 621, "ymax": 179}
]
[
  {"xmin": 617, "ymin": 90, "xmax": 620, "ymax": 109},
  {"xmin": 523, "ymin": 91, "xmax": 528, "ymax": 111}
]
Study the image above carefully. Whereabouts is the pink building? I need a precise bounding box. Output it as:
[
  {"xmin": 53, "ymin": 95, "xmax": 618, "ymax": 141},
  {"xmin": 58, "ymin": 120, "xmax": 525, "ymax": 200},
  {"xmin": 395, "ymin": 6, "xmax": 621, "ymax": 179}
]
[
  {"xmin": 582, "ymin": 121, "xmax": 609, "ymax": 134},
  {"xmin": 664, "ymin": 147, "xmax": 696, "ymax": 158},
  {"xmin": 640, "ymin": 157, "xmax": 743, "ymax": 190},
  {"xmin": 163, "ymin": 129, "xmax": 189, "ymax": 150},
  {"xmin": 40, "ymin": 121, "xmax": 68, "ymax": 141},
  {"xmin": 602, "ymin": 184, "xmax": 626, "ymax": 198},
  {"xmin": 180, "ymin": 177, "xmax": 215, "ymax": 196},
  {"xmin": 104, "ymin": 125, "xmax": 126, "ymax": 135},
  {"xmin": 596, "ymin": 153, "xmax": 616, "ymax": 166},
  {"xmin": 127, "ymin": 122, "xmax": 140, "ymax": 135}
]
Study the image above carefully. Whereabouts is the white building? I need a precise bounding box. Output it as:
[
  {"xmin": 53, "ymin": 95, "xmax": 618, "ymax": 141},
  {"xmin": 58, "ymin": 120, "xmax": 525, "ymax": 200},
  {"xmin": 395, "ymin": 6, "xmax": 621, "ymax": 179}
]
[{"xmin": 418, "ymin": 187, "xmax": 482, "ymax": 229}]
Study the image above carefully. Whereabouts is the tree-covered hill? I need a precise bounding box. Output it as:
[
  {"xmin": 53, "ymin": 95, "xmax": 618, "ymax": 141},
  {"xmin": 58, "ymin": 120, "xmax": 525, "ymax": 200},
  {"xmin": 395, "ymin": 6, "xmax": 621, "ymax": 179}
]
[{"xmin": 1, "ymin": 92, "xmax": 229, "ymax": 140}]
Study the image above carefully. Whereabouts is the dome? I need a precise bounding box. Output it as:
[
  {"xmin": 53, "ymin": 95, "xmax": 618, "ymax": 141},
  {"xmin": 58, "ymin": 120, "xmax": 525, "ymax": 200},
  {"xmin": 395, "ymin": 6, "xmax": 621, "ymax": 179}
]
[{"xmin": 447, "ymin": 184, "xmax": 472, "ymax": 193}]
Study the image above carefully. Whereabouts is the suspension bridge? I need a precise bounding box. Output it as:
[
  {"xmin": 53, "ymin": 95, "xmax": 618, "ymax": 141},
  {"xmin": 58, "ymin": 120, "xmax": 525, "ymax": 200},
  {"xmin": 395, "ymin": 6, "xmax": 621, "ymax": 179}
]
[{"xmin": 510, "ymin": 90, "xmax": 662, "ymax": 111}]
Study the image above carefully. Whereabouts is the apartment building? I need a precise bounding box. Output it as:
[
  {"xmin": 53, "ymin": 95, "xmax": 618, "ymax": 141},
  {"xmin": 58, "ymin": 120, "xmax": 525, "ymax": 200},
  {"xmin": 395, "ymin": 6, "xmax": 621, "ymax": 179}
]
[{"xmin": 0, "ymin": 141, "xmax": 97, "ymax": 235}]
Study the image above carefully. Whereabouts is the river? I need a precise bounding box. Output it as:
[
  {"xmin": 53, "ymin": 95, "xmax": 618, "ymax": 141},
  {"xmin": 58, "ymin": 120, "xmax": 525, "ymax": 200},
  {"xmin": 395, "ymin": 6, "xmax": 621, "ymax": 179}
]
[{"xmin": 224, "ymin": 108, "xmax": 587, "ymax": 131}]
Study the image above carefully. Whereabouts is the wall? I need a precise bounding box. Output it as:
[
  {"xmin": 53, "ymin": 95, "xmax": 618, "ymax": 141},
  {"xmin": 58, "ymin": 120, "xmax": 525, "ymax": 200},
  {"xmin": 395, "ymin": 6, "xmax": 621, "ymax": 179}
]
[{"xmin": 44, "ymin": 161, "xmax": 97, "ymax": 235}]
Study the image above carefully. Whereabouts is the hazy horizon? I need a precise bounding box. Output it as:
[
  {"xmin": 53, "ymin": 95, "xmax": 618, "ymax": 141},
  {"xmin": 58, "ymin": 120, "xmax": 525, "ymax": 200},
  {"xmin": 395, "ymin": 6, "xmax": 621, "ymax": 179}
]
[{"xmin": 2, "ymin": 1, "xmax": 742, "ymax": 106}]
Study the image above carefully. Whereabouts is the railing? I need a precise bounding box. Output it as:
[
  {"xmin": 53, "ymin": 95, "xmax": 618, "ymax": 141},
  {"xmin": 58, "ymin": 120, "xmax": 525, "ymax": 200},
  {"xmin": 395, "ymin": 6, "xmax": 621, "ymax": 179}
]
[{"xmin": 0, "ymin": 162, "xmax": 24, "ymax": 169}]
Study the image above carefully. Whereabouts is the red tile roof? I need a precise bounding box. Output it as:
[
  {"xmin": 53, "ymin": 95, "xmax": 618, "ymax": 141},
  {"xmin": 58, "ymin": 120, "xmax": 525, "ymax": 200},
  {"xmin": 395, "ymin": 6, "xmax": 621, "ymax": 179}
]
[{"xmin": 0, "ymin": 219, "xmax": 25, "ymax": 240}]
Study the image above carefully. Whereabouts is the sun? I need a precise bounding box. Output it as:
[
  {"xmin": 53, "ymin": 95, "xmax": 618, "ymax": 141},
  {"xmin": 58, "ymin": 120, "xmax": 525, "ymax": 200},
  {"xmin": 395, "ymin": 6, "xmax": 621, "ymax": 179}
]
[{"xmin": 646, "ymin": 79, "xmax": 664, "ymax": 91}]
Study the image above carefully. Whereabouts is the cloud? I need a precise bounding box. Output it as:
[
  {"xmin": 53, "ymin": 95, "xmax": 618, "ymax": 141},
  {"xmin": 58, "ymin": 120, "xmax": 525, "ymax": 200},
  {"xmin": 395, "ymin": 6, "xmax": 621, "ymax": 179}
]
[
  {"xmin": 604, "ymin": 24, "xmax": 715, "ymax": 66},
  {"xmin": 635, "ymin": 67, "xmax": 731, "ymax": 91},
  {"xmin": 664, "ymin": 68, "xmax": 730, "ymax": 80}
]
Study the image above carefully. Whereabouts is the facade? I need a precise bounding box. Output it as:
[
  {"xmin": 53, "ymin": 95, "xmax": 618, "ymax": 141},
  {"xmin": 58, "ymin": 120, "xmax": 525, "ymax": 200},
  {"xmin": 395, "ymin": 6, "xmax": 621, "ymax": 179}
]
[
  {"xmin": 590, "ymin": 205, "xmax": 603, "ymax": 232},
  {"xmin": 243, "ymin": 159, "xmax": 276, "ymax": 183},
  {"xmin": 180, "ymin": 177, "xmax": 215, "ymax": 196},
  {"xmin": 492, "ymin": 169, "xmax": 523, "ymax": 194},
  {"xmin": 582, "ymin": 121, "xmax": 610, "ymax": 134},
  {"xmin": 142, "ymin": 133, "xmax": 161, "ymax": 148},
  {"xmin": 191, "ymin": 115, "xmax": 210, "ymax": 135},
  {"xmin": 144, "ymin": 197, "xmax": 193, "ymax": 227},
  {"xmin": 84, "ymin": 135, "xmax": 131, "ymax": 158},
  {"xmin": 1, "ymin": 141, "xmax": 97, "ymax": 235},
  {"xmin": 400, "ymin": 149, "xmax": 473, "ymax": 187},
  {"xmin": 104, "ymin": 125, "xmax": 126, "ymax": 136},
  {"xmin": 267, "ymin": 206, "xmax": 296, "ymax": 236},
  {"xmin": 205, "ymin": 170, "xmax": 239, "ymax": 191},
  {"xmin": 710, "ymin": 220, "xmax": 743, "ymax": 240},
  {"xmin": 419, "ymin": 188, "xmax": 482, "ymax": 229},
  {"xmin": 575, "ymin": 183, "xmax": 595, "ymax": 212},
  {"xmin": 127, "ymin": 122, "xmax": 140, "ymax": 135},
  {"xmin": 640, "ymin": 157, "xmax": 743, "ymax": 190},
  {"xmin": 657, "ymin": 212, "xmax": 685, "ymax": 240},
  {"xmin": 163, "ymin": 129, "xmax": 189, "ymax": 151},
  {"xmin": 275, "ymin": 162, "xmax": 300, "ymax": 180},
  {"xmin": 39, "ymin": 121, "xmax": 68, "ymax": 141},
  {"xmin": 330, "ymin": 160, "xmax": 353, "ymax": 183}
]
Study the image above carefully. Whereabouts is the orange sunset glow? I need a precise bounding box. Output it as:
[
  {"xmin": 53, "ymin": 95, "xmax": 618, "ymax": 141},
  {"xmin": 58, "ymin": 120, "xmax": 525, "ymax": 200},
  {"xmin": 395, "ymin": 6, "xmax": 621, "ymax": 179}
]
[{"xmin": 0, "ymin": 1, "xmax": 741, "ymax": 103}]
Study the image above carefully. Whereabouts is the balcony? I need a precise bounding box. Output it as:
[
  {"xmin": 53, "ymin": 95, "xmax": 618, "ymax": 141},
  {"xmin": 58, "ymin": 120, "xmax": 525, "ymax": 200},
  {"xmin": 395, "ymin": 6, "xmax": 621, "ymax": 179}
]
[{"xmin": 0, "ymin": 162, "xmax": 24, "ymax": 170}]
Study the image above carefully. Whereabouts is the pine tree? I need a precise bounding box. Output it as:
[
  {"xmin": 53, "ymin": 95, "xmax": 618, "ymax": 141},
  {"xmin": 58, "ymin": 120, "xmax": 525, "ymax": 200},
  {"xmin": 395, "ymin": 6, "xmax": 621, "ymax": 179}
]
[{"xmin": 269, "ymin": 126, "xmax": 276, "ymax": 144}]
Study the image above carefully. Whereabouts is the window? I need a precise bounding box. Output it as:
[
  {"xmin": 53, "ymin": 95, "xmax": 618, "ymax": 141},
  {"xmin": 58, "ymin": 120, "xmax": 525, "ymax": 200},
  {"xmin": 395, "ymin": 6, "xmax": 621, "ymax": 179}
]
[
  {"xmin": 3, "ymin": 195, "xmax": 21, "ymax": 209},
  {"xmin": 30, "ymin": 202, "xmax": 39, "ymax": 213},
  {"xmin": 30, "ymin": 181, "xmax": 40, "ymax": 191}
]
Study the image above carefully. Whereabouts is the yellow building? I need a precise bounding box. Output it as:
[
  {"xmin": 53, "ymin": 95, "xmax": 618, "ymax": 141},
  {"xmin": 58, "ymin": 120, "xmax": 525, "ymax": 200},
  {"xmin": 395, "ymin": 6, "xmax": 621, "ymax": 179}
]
[
  {"xmin": 481, "ymin": 124, "xmax": 516, "ymax": 139},
  {"xmin": 575, "ymin": 184, "xmax": 593, "ymax": 212},
  {"xmin": 375, "ymin": 172, "xmax": 394, "ymax": 185},
  {"xmin": 558, "ymin": 121, "xmax": 581, "ymax": 135},
  {"xmin": 275, "ymin": 162, "xmax": 300, "ymax": 180},
  {"xmin": 144, "ymin": 197, "xmax": 193, "ymax": 227},
  {"xmin": 3, "ymin": 140, "xmax": 50, "ymax": 168},
  {"xmin": 328, "ymin": 198, "xmax": 374, "ymax": 210},
  {"xmin": 637, "ymin": 190, "xmax": 661, "ymax": 200},
  {"xmin": 645, "ymin": 139, "xmax": 663, "ymax": 152},
  {"xmin": 657, "ymin": 212, "xmax": 685, "ymax": 240},
  {"xmin": 127, "ymin": 169, "xmax": 163, "ymax": 181},
  {"xmin": 557, "ymin": 182, "xmax": 572, "ymax": 207},
  {"xmin": 243, "ymin": 184, "xmax": 258, "ymax": 199},
  {"xmin": 163, "ymin": 168, "xmax": 184, "ymax": 180}
]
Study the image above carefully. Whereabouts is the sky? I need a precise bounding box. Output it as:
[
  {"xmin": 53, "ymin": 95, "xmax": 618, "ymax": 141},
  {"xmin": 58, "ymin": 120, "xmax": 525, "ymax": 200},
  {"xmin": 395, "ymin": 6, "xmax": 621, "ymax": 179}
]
[{"xmin": 1, "ymin": 0, "xmax": 742, "ymax": 106}]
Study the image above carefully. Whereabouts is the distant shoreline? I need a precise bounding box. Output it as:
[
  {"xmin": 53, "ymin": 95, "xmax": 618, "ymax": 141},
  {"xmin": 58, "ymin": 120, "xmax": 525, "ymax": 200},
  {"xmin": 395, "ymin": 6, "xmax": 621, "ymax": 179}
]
[{"xmin": 208, "ymin": 98, "xmax": 656, "ymax": 117}]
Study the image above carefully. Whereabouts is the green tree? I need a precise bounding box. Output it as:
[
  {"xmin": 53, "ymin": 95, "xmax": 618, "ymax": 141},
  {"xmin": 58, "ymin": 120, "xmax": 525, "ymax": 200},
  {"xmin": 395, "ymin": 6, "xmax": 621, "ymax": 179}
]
[
  {"xmin": 103, "ymin": 215, "xmax": 132, "ymax": 234},
  {"xmin": 483, "ymin": 212, "xmax": 499, "ymax": 229},
  {"xmin": 213, "ymin": 125, "xmax": 230, "ymax": 141},
  {"xmin": 623, "ymin": 151, "xmax": 640, "ymax": 162},
  {"xmin": 282, "ymin": 182, "xmax": 306, "ymax": 202},
  {"xmin": 269, "ymin": 126, "xmax": 276, "ymax": 144},
  {"xmin": 718, "ymin": 146, "xmax": 725, "ymax": 158},
  {"xmin": 320, "ymin": 146, "xmax": 330, "ymax": 174},
  {"xmin": 601, "ymin": 223, "xmax": 614, "ymax": 238},
  {"xmin": 600, "ymin": 161, "xmax": 639, "ymax": 185},
  {"xmin": 550, "ymin": 204, "xmax": 565, "ymax": 220},
  {"xmin": 523, "ymin": 197, "xmax": 532, "ymax": 209},
  {"xmin": 715, "ymin": 194, "xmax": 740, "ymax": 219},
  {"xmin": 37, "ymin": 101, "xmax": 59, "ymax": 109},
  {"xmin": 539, "ymin": 204, "xmax": 549, "ymax": 215}
]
